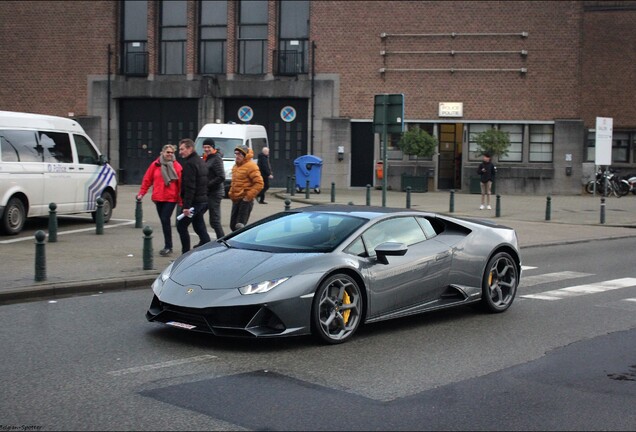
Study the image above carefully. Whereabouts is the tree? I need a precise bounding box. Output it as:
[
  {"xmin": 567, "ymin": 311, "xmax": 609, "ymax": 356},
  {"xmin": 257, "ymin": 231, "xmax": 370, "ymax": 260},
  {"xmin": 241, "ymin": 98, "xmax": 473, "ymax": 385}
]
[
  {"xmin": 397, "ymin": 126, "xmax": 438, "ymax": 176},
  {"xmin": 475, "ymin": 128, "xmax": 510, "ymax": 158}
]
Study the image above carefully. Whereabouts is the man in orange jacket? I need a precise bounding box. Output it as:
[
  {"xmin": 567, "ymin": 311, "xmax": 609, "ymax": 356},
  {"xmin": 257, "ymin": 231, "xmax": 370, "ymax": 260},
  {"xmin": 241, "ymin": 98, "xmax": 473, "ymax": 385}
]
[{"xmin": 228, "ymin": 145, "xmax": 264, "ymax": 231}]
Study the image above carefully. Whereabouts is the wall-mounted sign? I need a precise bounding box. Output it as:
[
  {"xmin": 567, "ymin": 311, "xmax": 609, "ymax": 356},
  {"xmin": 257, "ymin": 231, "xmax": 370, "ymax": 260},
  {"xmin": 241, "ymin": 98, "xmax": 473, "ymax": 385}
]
[
  {"xmin": 439, "ymin": 102, "xmax": 463, "ymax": 117},
  {"xmin": 238, "ymin": 106, "xmax": 254, "ymax": 122},
  {"xmin": 280, "ymin": 106, "xmax": 297, "ymax": 122}
]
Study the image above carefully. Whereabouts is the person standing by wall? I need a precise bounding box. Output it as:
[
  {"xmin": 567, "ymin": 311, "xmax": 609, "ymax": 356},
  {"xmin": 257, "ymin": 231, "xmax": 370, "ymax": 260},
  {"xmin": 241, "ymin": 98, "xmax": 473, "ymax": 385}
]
[
  {"xmin": 202, "ymin": 138, "xmax": 225, "ymax": 239},
  {"xmin": 228, "ymin": 145, "xmax": 264, "ymax": 231},
  {"xmin": 477, "ymin": 152, "xmax": 497, "ymax": 210},
  {"xmin": 176, "ymin": 138, "xmax": 211, "ymax": 253},
  {"xmin": 256, "ymin": 147, "xmax": 273, "ymax": 204},
  {"xmin": 136, "ymin": 144, "xmax": 182, "ymax": 256}
]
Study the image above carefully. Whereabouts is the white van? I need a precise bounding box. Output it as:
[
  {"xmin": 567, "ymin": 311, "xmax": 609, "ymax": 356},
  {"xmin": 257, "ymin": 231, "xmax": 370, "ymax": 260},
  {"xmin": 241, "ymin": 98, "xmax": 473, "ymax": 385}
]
[
  {"xmin": 194, "ymin": 122, "xmax": 268, "ymax": 196},
  {"xmin": 0, "ymin": 110, "xmax": 117, "ymax": 235}
]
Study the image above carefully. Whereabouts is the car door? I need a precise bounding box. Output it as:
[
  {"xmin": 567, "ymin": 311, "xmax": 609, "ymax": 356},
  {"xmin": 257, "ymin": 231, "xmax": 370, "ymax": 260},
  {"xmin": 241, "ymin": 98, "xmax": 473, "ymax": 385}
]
[
  {"xmin": 73, "ymin": 134, "xmax": 105, "ymax": 212},
  {"xmin": 40, "ymin": 130, "xmax": 78, "ymax": 213},
  {"xmin": 359, "ymin": 216, "xmax": 452, "ymax": 317}
]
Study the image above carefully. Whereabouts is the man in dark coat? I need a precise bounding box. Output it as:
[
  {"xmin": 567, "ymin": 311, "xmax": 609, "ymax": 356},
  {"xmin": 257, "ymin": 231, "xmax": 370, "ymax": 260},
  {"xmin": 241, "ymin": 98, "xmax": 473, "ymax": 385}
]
[
  {"xmin": 202, "ymin": 138, "xmax": 225, "ymax": 239},
  {"xmin": 176, "ymin": 138, "xmax": 210, "ymax": 253},
  {"xmin": 256, "ymin": 147, "xmax": 273, "ymax": 204}
]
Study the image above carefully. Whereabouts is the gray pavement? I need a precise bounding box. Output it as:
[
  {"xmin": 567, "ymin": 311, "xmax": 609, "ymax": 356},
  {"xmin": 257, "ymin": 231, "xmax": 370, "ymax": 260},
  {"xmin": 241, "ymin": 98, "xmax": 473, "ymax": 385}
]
[{"xmin": 1, "ymin": 185, "xmax": 635, "ymax": 304}]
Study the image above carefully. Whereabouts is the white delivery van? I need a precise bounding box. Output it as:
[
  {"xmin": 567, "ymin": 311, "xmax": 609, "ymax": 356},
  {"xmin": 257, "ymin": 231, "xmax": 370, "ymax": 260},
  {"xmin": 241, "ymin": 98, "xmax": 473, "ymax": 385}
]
[
  {"xmin": 194, "ymin": 122, "xmax": 268, "ymax": 196},
  {"xmin": 0, "ymin": 110, "xmax": 117, "ymax": 235}
]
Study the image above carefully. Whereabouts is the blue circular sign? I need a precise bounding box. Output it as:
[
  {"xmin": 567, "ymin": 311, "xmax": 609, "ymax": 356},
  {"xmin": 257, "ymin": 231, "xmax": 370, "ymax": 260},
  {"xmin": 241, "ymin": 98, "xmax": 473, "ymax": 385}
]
[
  {"xmin": 238, "ymin": 106, "xmax": 254, "ymax": 122},
  {"xmin": 280, "ymin": 106, "xmax": 296, "ymax": 123}
]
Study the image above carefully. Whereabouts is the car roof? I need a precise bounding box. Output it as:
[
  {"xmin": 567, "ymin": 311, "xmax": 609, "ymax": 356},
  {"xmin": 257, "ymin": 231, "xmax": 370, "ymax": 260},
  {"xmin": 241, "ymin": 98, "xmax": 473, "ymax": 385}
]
[{"xmin": 292, "ymin": 204, "xmax": 435, "ymax": 220}]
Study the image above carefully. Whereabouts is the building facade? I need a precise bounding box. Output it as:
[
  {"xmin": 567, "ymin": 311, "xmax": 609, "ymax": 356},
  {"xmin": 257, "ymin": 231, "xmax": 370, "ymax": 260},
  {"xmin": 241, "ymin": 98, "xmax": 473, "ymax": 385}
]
[{"xmin": 1, "ymin": 0, "xmax": 635, "ymax": 194}]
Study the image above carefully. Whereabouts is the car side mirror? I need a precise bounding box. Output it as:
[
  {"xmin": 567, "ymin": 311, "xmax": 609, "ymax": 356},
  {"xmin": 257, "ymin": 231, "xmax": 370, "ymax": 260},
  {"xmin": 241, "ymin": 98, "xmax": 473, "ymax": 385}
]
[
  {"xmin": 98, "ymin": 154, "xmax": 108, "ymax": 165},
  {"xmin": 375, "ymin": 242, "xmax": 407, "ymax": 265}
]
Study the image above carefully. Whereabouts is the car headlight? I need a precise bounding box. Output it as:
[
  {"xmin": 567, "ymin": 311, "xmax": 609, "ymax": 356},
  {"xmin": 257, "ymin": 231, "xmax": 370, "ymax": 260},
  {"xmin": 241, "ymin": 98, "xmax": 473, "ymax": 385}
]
[
  {"xmin": 152, "ymin": 262, "xmax": 174, "ymax": 295},
  {"xmin": 239, "ymin": 277, "xmax": 289, "ymax": 295}
]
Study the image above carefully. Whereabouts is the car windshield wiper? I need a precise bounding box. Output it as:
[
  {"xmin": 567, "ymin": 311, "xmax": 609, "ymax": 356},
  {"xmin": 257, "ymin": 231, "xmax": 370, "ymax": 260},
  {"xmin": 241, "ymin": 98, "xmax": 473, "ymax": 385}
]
[{"xmin": 218, "ymin": 239, "xmax": 231, "ymax": 248}]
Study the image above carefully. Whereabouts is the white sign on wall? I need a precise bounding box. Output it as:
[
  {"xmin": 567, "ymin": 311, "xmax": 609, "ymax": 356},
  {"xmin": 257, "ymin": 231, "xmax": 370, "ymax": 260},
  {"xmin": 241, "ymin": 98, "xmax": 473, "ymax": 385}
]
[
  {"xmin": 595, "ymin": 117, "xmax": 613, "ymax": 166},
  {"xmin": 439, "ymin": 102, "xmax": 463, "ymax": 117}
]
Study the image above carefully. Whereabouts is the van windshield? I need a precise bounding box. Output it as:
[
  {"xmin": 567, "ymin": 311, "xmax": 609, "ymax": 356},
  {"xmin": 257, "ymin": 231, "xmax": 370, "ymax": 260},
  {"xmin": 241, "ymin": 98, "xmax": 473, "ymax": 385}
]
[{"xmin": 194, "ymin": 137, "xmax": 243, "ymax": 159}]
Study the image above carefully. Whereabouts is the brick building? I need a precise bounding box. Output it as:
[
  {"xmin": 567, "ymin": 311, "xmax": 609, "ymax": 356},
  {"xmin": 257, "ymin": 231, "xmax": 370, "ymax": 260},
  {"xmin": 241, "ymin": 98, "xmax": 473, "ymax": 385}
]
[{"xmin": 1, "ymin": 0, "xmax": 635, "ymax": 194}]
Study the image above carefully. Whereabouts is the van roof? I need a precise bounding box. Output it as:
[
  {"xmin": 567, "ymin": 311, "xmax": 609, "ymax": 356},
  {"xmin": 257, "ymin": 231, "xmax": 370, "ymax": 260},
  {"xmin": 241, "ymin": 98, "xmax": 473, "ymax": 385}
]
[
  {"xmin": 197, "ymin": 122, "xmax": 267, "ymax": 138},
  {"xmin": 0, "ymin": 110, "xmax": 87, "ymax": 133}
]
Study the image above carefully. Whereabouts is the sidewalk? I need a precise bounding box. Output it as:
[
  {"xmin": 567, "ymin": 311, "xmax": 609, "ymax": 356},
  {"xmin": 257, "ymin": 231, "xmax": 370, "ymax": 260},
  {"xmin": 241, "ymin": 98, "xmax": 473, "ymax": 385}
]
[{"xmin": 1, "ymin": 185, "xmax": 635, "ymax": 304}]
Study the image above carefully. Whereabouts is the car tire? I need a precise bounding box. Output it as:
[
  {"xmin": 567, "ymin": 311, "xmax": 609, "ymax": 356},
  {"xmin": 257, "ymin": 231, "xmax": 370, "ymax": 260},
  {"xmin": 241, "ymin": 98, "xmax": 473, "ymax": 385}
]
[
  {"xmin": 311, "ymin": 273, "xmax": 363, "ymax": 344},
  {"xmin": 480, "ymin": 251, "xmax": 518, "ymax": 313},
  {"xmin": 1, "ymin": 196, "xmax": 26, "ymax": 235},
  {"xmin": 91, "ymin": 191, "xmax": 113, "ymax": 223}
]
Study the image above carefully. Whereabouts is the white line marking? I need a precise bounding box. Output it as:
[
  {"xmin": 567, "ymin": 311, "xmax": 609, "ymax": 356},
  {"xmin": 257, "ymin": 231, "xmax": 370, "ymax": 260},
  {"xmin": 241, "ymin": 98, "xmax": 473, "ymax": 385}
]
[
  {"xmin": 520, "ymin": 271, "xmax": 593, "ymax": 287},
  {"xmin": 107, "ymin": 354, "xmax": 217, "ymax": 376},
  {"xmin": 521, "ymin": 266, "xmax": 537, "ymax": 271},
  {"xmin": 521, "ymin": 278, "xmax": 636, "ymax": 301},
  {"xmin": 0, "ymin": 220, "xmax": 135, "ymax": 244}
]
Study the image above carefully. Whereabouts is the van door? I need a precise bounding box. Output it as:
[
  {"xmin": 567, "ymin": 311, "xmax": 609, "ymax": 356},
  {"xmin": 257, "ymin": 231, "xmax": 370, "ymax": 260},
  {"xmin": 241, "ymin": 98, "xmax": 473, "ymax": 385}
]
[
  {"xmin": 73, "ymin": 134, "xmax": 110, "ymax": 213},
  {"xmin": 40, "ymin": 131, "xmax": 78, "ymax": 213}
]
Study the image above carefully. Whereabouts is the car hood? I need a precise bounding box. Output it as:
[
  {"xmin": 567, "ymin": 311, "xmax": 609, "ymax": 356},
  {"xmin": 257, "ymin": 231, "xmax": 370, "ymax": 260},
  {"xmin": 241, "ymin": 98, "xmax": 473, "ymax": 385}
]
[{"xmin": 169, "ymin": 245, "xmax": 321, "ymax": 290}]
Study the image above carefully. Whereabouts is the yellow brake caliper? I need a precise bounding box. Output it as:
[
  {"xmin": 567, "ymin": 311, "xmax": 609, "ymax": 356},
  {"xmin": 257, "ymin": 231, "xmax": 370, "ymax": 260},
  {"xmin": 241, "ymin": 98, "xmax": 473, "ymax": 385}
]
[{"xmin": 342, "ymin": 291, "xmax": 351, "ymax": 324}]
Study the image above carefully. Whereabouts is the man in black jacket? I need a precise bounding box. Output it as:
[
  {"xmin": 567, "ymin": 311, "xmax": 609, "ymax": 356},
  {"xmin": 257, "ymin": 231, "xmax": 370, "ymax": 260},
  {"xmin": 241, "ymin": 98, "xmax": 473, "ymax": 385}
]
[
  {"xmin": 256, "ymin": 147, "xmax": 273, "ymax": 204},
  {"xmin": 176, "ymin": 138, "xmax": 210, "ymax": 253},
  {"xmin": 202, "ymin": 138, "xmax": 225, "ymax": 239}
]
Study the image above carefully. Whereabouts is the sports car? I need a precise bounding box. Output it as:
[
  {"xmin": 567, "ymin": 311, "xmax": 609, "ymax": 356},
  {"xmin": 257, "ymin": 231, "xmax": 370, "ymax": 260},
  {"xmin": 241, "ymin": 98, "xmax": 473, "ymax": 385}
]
[{"xmin": 146, "ymin": 205, "xmax": 521, "ymax": 344}]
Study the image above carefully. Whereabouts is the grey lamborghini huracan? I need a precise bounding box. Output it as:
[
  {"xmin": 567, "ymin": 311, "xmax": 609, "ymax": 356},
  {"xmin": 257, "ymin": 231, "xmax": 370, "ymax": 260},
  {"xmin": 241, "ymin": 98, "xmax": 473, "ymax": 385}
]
[{"xmin": 146, "ymin": 205, "xmax": 522, "ymax": 344}]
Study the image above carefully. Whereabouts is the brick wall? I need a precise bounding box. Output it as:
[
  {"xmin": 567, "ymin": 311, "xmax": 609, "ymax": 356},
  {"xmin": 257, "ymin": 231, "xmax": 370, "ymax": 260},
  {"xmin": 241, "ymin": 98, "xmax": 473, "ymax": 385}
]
[{"xmin": 0, "ymin": 0, "xmax": 116, "ymax": 116}]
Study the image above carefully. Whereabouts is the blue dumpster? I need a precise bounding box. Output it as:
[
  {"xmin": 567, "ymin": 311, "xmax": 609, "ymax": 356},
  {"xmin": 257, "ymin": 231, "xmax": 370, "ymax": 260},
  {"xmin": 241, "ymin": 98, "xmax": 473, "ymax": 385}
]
[{"xmin": 294, "ymin": 155, "xmax": 323, "ymax": 194}]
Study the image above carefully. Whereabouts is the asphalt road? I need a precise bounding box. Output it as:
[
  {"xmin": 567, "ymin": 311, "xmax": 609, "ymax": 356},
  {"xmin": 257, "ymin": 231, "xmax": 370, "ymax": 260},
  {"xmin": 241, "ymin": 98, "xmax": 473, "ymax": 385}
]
[{"xmin": 1, "ymin": 238, "xmax": 635, "ymax": 431}]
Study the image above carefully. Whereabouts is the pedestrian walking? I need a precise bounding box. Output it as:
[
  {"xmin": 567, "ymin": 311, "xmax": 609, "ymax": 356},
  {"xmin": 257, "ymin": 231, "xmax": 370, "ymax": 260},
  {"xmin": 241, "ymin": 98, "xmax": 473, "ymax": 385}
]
[
  {"xmin": 136, "ymin": 144, "xmax": 182, "ymax": 256},
  {"xmin": 202, "ymin": 138, "xmax": 225, "ymax": 239},
  {"xmin": 256, "ymin": 147, "xmax": 273, "ymax": 204},
  {"xmin": 228, "ymin": 145, "xmax": 264, "ymax": 231},
  {"xmin": 176, "ymin": 138, "xmax": 211, "ymax": 253},
  {"xmin": 477, "ymin": 152, "xmax": 497, "ymax": 210}
]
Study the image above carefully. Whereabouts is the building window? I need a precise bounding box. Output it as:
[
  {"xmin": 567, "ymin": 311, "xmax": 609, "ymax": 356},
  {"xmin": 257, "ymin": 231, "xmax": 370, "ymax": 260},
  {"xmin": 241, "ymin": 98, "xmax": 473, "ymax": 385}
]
[
  {"xmin": 160, "ymin": 0, "xmax": 187, "ymax": 75},
  {"xmin": 499, "ymin": 124, "xmax": 523, "ymax": 162},
  {"xmin": 587, "ymin": 131, "xmax": 632, "ymax": 164},
  {"xmin": 199, "ymin": 0, "xmax": 227, "ymax": 74},
  {"xmin": 529, "ymin": 124, "xmax": 553, "ymax": 162},
  {"xmin": 277, "ymin": 0, "xmax": 309, "ymax": 75},
  {"xmin": 468, "ymin": 124, "xmax": 493, "ymax": 161},
  {"xmin": 121, "ymin": 0, "xmax": 148, "ymax": 76},
  {"xmin": 238, "ymin": 0, "xmax": 268, "ymax": 74}
]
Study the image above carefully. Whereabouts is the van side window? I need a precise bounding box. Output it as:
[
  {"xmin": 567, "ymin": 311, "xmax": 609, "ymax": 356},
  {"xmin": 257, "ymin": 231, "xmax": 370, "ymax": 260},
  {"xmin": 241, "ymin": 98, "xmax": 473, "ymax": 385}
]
[
  {"xmin": 1, "ymin": 130, "xmax": 42, "ymax": 162},
  {"xmin": 40, "ymin": 131, "xmax": 73, "ymax": 163},
  {"xmin": 74, "ymin": 134, "xmax": 99, "ymax": 165}
]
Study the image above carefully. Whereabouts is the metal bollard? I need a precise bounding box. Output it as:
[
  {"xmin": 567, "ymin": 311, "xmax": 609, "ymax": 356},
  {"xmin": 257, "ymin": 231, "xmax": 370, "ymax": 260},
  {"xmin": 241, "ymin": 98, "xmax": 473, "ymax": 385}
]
[
  {"xmin": 286, "ymin": 175, "xmax": 291, "ymax": 194},
  {"xmin": 495, "ymin": 194, "xmax": 501, "ymax": 217},
  {"xmin": 284, "ymin": 198, "xmax": 291, "ymax": 211},
  {"xmin": 366, "ymin": 184, "xmax": 371, "ymax": 206},
  {"xmin": 143, "ymin": 225, "xmax": 153, "ymax": 270},
  {"xmin": 406, "ymin": 186, "xmax": 412, "ymax": 209},
  {"xmin": 331, "ymin": 182, "xmax": 336, "ymax": 203},
  {"xmin": 305, "ymin": 179, "xmax": 310, "ymax": 199},
  {"xmin": 34, "ymin": 230, "xmax": 47, "ymax": 282},
  {"xmin": 95, "ymin": 197, "xmax": 104, "ymax": 235},
  {"xmin": 545, "ymin": 195, "xmax": 551, "ymax": 221},
  {"xmin": 449, "ymin": 190, "xmax": 455, "ymax": 213},
  {"xmin": 48, "ymin": 202, "xmax": 58, "ymax": 242},
  {"xmin": 135, "ymin": 197, "xmax": 143, "ymax": 228},
  {"xmin": 600, "ymin": 197, "xmax": 606, "ymax": 224},
  {"xmin": 291, "ymin": 176, "xmax": 296, "ymax": 196}
]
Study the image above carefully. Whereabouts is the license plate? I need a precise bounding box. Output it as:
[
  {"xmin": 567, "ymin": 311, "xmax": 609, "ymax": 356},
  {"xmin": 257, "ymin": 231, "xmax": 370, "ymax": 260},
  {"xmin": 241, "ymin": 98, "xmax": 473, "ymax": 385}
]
[{"xmin": 166, "ymin": 321, "xmax": 196, "ymax": 330}]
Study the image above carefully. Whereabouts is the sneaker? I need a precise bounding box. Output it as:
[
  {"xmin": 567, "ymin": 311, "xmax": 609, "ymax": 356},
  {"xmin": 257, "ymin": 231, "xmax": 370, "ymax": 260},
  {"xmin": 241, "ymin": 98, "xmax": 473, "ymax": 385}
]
[
  {"xmin": 159, "ymin": 248, "xmax": 172, "ymax": 256},
  {"xmin": 487, "ymin": 205, "xmax": 492, "ymax": 210},
  {"xmin": 479, "ymin": 205, "xmax": 485, "ymax": 210}
]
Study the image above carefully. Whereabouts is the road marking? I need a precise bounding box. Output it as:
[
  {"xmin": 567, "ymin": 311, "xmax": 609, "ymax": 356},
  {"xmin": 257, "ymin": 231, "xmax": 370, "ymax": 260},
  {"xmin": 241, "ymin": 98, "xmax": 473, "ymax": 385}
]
[
  {"xmin": 520, "ymin": 271, "xmax": 593, "ymax": 287},
  {"xmin": 521, "ymin": 278, "xmax": 636, "ymax": 301},
  {"xmin": 0, "ymin": 219, "xmax": 135, "ymax": 244},
  {"xmin": 107, "ymin": 354, "xmax": 218, "ymax": 376},
  {"xmin": 521, "ymin": 266, "xmax": 537, "ymax": 271}
]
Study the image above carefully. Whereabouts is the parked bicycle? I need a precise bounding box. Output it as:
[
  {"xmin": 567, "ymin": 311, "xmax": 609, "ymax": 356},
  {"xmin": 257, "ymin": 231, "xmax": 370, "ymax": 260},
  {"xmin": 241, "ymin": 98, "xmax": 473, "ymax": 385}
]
[{"xmin": 585, "ymin": 168, "xmax": 630, "ymax": 197}]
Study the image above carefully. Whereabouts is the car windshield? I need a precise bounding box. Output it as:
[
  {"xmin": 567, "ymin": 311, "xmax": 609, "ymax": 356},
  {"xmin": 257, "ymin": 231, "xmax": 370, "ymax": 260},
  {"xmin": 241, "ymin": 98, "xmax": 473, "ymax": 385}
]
[
  {"xmin": 194, "ymin": 137, "xmax": 243, "ymax": 158},
  {"xmin": 228, "ymin": 211, "xmax": 368, "ymax": 253}
]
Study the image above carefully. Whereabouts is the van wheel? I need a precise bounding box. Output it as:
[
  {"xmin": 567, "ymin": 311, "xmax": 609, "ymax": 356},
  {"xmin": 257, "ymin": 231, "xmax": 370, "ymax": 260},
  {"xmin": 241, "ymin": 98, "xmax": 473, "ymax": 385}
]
[
  {"xmin": 2, "ymin": 197, "xmax": 26, "ymax": 235},
  {"xmin": 91, "ymin": 191, "xmax": 113, "ymax": 223}
]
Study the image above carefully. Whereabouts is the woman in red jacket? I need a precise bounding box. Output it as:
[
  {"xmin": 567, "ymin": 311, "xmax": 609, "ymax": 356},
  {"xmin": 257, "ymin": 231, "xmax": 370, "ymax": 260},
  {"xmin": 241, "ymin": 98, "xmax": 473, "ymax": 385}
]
[{"xmin": 136, "ymin": 144, "xmax": 183, "ymax": 256}]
